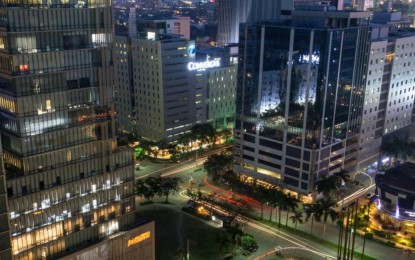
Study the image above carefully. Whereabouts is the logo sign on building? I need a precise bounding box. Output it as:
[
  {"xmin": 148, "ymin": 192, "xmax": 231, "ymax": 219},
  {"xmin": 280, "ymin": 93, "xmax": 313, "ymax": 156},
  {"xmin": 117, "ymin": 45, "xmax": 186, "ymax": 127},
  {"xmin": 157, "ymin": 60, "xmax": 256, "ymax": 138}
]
[
  {"xmin": 127, "ymin": 231, "xmax": 151, "ymax": 247},
  {"xmin": 188, "ymin": 55, "xmax": 221, "ymax": 71},
  {"xmin": 188, "ymin": 46, "xmax": 196, "ymax": 55},
  {"xmin": 188, "ymin": 42, "xmax": 196, "ymax": 57}
]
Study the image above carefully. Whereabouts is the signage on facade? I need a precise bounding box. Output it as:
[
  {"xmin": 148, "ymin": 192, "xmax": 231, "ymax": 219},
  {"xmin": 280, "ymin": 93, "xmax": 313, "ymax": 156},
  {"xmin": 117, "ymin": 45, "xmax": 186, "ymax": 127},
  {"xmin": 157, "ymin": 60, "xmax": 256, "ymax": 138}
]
[
  {"xmin": 188, "ymin": 55, "xmax": 221, "ymax": 71},
  {"xmin": 127, "ymin": 231, "xmax": 151, "ymax": 247}
]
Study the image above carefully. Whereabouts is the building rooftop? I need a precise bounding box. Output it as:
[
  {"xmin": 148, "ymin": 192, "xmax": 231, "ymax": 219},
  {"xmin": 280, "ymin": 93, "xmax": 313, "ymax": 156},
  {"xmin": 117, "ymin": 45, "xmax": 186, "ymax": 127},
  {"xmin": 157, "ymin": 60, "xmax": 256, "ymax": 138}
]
[{"xmin": 376, "ymin": 162, "xmax": 415, "ymax": 193}]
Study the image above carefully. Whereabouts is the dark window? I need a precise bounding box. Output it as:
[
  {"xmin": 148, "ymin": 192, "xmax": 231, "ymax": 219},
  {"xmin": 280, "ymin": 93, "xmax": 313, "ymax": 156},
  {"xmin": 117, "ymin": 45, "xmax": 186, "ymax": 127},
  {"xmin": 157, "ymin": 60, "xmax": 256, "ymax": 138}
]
[
  {"xmin": 285, "ymin": 158, "xmax": 300, "ymax": 168},
  {"xmin": 302, "ymin": 163, "xmax": 309, "ymax": 171},
  {"xmin": 21, "ymin": 186, "xmax": 27, "ymax": 195},
  {"xmin": 258, "ymin": 159, "xmax": 281, "ymax": 169},
  {"xmin": 258, "ymin": 150, "xmax": 282, "ymax": 160},
  {"xmin": 80, "ymin": 172, "xmax": 85, "ymax": 179},
  {"xmin": 286, "ymin": 146, "xmax": 301, "ymax": 158},
  {"xmin": 301, "ymin": 182, "xmax": 308, "ymax": 190},
  {"xmin": 243, "ymin": 145, "xmax": 255, "ymax": 152},
  {"xmin": 303, "ymin": 151, "xmax": 310, "ymax": 161},
  {"xmin": 243, "ymin": 134, "xmax": 256, "ymax": 143},
  {"xmin": 301, "ymin": 173, "xmax": 309, "ymax": 180},
  {"xmin": 284, "ymin": 177, "xmax": 299, "ymax": 187},
  {"xmin": 56, "ymin": 176, "xmax": 61, "ymax": 185},
  {"xmin": 285, "ymin": 167, "xmax": 300, "ymax": 178},
  {"xmin": 243, "ymin": 154, "xmax": 255, "ymax": 161},
  {"xmin": 259, "ymin": 138, "xmax": 282, "ymax": 150},
  {"xmin": 39, "ymin": 181, "xmax": 45, "ymax": 190},
  {"xmin": 7, "ymin": 187, "xmax": 13, "ymax": 197}
]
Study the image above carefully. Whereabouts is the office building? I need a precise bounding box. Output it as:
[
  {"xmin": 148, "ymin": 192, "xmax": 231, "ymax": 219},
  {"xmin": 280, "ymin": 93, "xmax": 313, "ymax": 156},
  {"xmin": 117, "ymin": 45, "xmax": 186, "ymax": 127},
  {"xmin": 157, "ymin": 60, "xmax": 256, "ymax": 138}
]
[
  {"xmin": 115, "ymin": 16, "xmax": 237, "ymax": 141},
  {"xmin": 234, "ymin": 8, "xmax": 371, "ymax": 200},
  {"xmin": 357, "ymin": 14, "xmax": 415, "ymax": 169},
  {"xmin": 0, "ymin": 1, "xmax": 141, "ymax": 259},
  {"xmin": 131, "ymin": 33, "xmax": 196, "ymax": 142},
  {"xmin": 194, "ymin": 50, "xmax": 237, "ymax": 129},
  {"xmin": 217, "ymin": 0, "xmax": 293, "ymax": 47}
]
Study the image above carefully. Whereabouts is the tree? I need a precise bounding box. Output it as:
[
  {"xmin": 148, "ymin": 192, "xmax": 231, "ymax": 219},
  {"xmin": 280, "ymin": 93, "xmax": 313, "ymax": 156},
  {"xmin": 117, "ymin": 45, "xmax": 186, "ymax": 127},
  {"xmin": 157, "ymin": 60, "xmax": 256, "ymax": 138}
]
[
  {"xmin": 139, "ymin": 139, "xmax": 159, "ymax": 158},
  {"xmin": 335, "ymin": 168, "xmax": 349, "ymax": 187},
  {"xmin": 178, "ymin": 132, "xmax": 196, "ymax": 153},
  {"xmin": 135, "ymin": 179, "xmax": 155, "ymax": 202},
  {"xmin": 145, "ymin": 176, "xmax": 161, "ymax": 196},
  {"xmin": 315, "ymin": 197, "xmax": 338, "ymax": 238},
  {"xmin": 215, "ymin": 233, "xmax": 232, "ymax": 259},
  {"xmin": 254, "ymin": 186, "xmax": 270, "ymax": 220},
  {"xmin": 225, "ymin": 223, "xmax": 244, "ymax": 255},
  {"xmin": 269, "ymin": 188, "xmax": 287, "ymax": 228},
  {"xmin": 290, "ymin": 211, "xmax": 304, "ymax": 230},
  {"xmin": 203, "ymin": 153, "xmax": 233, "ymax": 182},
  {"xmin": 220, "ymin": 128, "xmax": 233, "ymax": 142},
  {"xmin": 157, "ymin": 176, "xmax": 183, "ymax": 203},
  {"xmin": 382, "ymin": 137, "xmax": 413, "ymax": 164},
  {"xmin": 218, "ymin": 199, "xmax": 251, "ymax": 227},
  {"xmin": 200, "ymin": 192, "xmax": 217, "ymax": 216},
  {"xmin": 191, "ymin": 123, "xmax": 218, "ymax": 148},
  {"xmin": 167, "ymin": 143, "xmax": 181, "ymax": 162},
  {"xmin": 315, "ymin": 175, "xmax": 338, "ymax": 198},
  {"xmin": 284, "ymin": 196, "xmax": 299, "ymax": 227},
  {"xmin": 305, "ymin": 204, "xmax": 320, "ymax": 235}
]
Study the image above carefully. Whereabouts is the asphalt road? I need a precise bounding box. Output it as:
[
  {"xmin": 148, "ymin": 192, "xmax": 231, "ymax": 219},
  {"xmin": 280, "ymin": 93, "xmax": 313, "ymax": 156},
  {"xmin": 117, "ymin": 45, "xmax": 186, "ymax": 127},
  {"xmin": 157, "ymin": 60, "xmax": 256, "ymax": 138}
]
[{"xmin": 135, "ymin": 152, "xmax": 412, "ymax": 260}]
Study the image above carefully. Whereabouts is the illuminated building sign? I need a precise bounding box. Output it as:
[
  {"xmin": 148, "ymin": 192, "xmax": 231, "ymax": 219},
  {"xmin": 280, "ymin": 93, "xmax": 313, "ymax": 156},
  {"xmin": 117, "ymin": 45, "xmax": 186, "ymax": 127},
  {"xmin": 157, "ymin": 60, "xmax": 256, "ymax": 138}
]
[
  {"xmin": 298, "ymin": 52, "xmax": 320, "ymax": 64},
  {"xmin": 188, "ymin": 55, "xmax": 221, "ymax": 71},
  {"xmin": 127, "ymin": 231, "xmax": 151, "ymax": 247}
]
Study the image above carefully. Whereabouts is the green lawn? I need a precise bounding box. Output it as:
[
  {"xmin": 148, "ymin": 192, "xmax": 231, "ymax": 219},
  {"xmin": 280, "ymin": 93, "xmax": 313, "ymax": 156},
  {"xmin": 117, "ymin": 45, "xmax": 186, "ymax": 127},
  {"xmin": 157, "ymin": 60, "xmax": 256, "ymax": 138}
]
[{"xmin": 138, "ymin": 203, "xmax": 231, "ymax": 260}]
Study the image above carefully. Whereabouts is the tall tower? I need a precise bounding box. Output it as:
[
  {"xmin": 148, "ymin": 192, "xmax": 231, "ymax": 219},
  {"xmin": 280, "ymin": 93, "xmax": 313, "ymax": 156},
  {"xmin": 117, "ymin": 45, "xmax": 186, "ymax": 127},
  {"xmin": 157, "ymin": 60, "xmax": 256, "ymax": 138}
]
[
  {"xmin": 234, "ymin": 9, "xmax": 371, "ymax": 200},
  {"xmin": 0, "ymin": 1, "xmax": 136, "ymax": 259},
  {"xmin": 217, "ymin": 0, "xmax": 291, "ymax": 47}
]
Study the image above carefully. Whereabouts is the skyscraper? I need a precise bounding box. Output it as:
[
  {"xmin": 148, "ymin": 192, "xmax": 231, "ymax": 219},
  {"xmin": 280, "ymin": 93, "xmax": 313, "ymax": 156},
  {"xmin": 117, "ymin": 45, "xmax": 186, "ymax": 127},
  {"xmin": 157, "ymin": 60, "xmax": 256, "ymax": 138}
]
[
  {"xmin": 216, "ymin": 0, "xmax": 292, "ymax": 47},
  {"xmin": 0, "ymin": 1, "xmax": 138, "ymax": 259},
  {"xmin": 234, "ymin": 8, "xmax": 371, "ymax": 201},
  {"xmin": 358, "ymin": 16, "xmax": 415, "ymax": 169}
]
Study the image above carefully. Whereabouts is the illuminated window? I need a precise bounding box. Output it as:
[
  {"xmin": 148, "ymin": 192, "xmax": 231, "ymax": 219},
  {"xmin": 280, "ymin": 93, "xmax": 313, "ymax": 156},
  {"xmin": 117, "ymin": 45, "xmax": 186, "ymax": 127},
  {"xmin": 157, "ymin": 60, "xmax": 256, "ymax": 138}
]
[
  {"xmin": 82, "ymin": 203, "xmax": 90, "ymax": 213},
  {"xmin": 41, "ymin": 199, "xmax": 50, "ymax": 209}
]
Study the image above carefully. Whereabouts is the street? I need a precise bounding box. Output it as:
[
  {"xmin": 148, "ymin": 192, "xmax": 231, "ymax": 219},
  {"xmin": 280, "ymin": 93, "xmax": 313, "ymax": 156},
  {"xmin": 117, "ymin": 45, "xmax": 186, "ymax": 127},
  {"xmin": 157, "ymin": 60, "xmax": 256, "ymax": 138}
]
[{"xmin": 135, "ymin": 153, "xmax": 412, "ymax": 260}]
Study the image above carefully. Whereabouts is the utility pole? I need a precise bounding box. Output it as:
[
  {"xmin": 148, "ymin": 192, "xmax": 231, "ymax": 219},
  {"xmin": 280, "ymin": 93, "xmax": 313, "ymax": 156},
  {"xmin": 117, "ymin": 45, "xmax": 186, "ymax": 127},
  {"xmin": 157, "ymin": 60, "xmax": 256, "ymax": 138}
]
[{"xmin": 187, "ymin": 239, "xmax": 190, "ymax": 260}]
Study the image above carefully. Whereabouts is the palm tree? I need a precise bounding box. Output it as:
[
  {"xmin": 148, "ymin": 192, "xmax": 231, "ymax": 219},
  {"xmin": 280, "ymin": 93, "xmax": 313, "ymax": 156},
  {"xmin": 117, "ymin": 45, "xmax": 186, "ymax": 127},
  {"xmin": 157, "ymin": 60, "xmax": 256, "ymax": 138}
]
[
  {"xmin": 285, "ymin": 196, "xmax": 299, "ymax": 227},
  {"xmin": 290, "ymin": 211, "xmax": 304, "ymax": 230},
  {"xmin": 305, "ymin": 204, "xmax": 321, "ymax": 235},
  {"xmin": 255, "ymin": 186, "xmax": 269, "ymax": 220},
  {"xmin": 315, "ymin": 197, "xmax": 338, "ymax": 238},
  {"xmin": 335, "ymin": 168, "xmax": 349, "ymax": 187},
  {"xmin": 269, "ymin": 188, "xmax": 286, "ymax": 227},
  {"xmin": 382, "ymin": 137, "xmax": 413, "ymax": 165},
  {"xmin": 315, "ymin": 175, "xmax": 338, "ymax": 197}
]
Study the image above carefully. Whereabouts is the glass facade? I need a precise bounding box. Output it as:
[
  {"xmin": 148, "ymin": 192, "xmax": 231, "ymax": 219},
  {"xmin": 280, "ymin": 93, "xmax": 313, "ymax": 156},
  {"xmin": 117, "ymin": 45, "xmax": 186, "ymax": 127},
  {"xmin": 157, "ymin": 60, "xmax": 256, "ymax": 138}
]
[
  {"xmin": 235, "ymin": 12, "xmax": 370, "ymax": 196},
  {"xmin": 0, "ymin": 1, "xmax": 136, "ymax": 259}
]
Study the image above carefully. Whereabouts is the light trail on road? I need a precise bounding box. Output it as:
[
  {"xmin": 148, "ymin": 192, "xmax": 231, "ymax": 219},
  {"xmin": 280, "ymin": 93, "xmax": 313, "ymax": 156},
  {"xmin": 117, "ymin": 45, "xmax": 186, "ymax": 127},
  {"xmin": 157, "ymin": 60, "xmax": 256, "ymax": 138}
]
[
  {"xmin": 253, "ymin": 246, "xmax": 336, "ymax": 260},
  {"xmin": 135, "ymin": 145, "xmax": 231, "ymax": 179},
  {"xmin": 200, "ymin": 202, "xmax": 337, "ymax": 260},
  {"xmin": 337, "ymin": 172, "xmax": 375, "ymax": 207}
]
